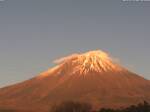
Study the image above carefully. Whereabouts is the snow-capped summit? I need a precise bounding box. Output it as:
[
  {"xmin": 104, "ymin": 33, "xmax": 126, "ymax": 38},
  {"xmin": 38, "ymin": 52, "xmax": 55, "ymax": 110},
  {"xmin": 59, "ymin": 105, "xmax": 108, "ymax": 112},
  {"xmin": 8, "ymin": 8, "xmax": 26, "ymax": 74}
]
[{"xmin": 41, "ymin": 50, "xmax": 123, "ymax": 77}]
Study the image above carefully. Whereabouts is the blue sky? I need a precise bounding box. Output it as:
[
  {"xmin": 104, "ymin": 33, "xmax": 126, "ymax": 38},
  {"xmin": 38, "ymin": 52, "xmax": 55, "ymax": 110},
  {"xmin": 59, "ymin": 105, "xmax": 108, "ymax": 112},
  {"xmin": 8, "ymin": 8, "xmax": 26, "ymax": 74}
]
[{"xmin": 0, "ymin": 0, "xmax": 150, "ymax": 87}]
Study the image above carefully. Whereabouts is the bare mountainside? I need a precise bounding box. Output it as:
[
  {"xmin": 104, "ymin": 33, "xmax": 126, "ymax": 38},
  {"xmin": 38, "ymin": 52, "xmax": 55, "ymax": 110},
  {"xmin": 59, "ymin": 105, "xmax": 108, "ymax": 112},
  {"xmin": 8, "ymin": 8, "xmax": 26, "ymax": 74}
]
[{"xmin": 0, "ymin": 50, "xmax": 150, "ymax": 112}]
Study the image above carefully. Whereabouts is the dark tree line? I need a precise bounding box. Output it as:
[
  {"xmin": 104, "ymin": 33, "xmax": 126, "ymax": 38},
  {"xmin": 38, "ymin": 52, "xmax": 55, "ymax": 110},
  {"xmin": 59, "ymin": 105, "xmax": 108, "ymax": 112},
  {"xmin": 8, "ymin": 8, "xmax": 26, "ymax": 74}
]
[
  {"xmin": 50, "ymin": 101, "xmax": 150, "ymax": 112},
  {"xmin": 99, "ymin": 101, "xmax": 150, "ymax": 112},
  {"xmin": 0, "ymin": 101, "xmax": 150, "ymax": 112}
]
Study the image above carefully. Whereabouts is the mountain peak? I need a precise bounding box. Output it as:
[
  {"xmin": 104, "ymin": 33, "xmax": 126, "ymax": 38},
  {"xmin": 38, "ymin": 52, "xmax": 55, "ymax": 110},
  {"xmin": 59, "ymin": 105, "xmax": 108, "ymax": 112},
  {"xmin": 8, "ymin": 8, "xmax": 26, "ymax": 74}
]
[{"xmin": 41, "ymin": 50, "xmax": 123, "ymax": 77}]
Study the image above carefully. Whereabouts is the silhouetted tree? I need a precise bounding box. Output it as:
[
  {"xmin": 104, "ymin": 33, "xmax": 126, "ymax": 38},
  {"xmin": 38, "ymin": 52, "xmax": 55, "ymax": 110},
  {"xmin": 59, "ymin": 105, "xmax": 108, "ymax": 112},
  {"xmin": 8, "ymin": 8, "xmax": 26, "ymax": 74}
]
[{"xmin": 50, "ymin": 101, "xmax": 92, "ymax": 112}]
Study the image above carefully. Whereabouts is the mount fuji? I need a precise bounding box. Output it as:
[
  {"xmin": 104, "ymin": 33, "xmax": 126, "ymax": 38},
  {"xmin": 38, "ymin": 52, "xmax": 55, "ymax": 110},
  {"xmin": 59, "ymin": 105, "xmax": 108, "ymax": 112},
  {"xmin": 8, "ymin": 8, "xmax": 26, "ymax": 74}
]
[{"xmin": 0, "ymin": 50, "xmax": 150, "ymax": 112}]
